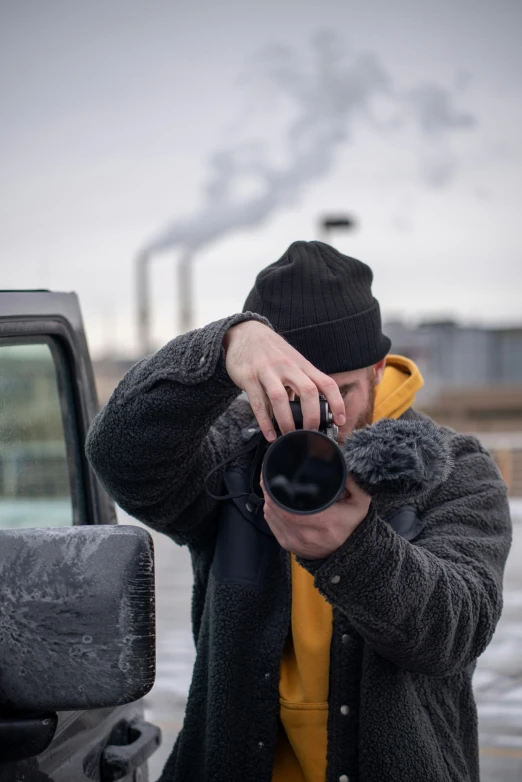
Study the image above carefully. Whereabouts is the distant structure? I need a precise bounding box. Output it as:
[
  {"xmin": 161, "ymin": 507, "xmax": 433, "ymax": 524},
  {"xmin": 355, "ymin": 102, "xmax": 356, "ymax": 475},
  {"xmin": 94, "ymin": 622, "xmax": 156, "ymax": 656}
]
[{"xmin": 385, "ymin": 320, "xmax": 522, "ymax": 394}]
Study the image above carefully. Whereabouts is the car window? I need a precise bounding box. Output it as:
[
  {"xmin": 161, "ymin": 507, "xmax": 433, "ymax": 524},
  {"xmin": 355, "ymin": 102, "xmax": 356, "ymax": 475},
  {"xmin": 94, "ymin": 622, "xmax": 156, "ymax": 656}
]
[{"xmin": 0, "ymin": 341, "xmax": 78, "ymax": 529}]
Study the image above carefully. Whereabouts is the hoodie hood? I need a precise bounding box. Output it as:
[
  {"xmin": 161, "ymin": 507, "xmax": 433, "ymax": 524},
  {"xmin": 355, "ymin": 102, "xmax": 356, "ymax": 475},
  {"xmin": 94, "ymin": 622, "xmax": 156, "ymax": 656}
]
[{"xmin": 373, "ymin": 354, "xmax": 424, "ymax": 422}]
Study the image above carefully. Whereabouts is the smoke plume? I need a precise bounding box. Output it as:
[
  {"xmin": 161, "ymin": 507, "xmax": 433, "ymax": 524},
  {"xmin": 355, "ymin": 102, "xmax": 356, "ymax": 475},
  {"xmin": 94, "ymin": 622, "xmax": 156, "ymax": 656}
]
[{"xmin": 142, "ymin": 31, "xmax": 476, "ymax": 255}]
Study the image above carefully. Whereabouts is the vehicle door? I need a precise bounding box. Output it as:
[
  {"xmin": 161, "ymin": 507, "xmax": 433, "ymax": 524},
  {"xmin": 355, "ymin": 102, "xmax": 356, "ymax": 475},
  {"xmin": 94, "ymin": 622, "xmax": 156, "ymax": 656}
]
[{"xmin": 0, "ymin": 290, "xmax": 160, "ymax": 782}]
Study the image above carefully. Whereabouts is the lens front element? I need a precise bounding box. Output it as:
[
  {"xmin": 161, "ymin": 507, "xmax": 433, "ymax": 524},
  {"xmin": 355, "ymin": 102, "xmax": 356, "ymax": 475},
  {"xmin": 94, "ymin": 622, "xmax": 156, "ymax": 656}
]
[{"xmin": 262, "ymin": 430, "xmax": 347, "ymax": 514}]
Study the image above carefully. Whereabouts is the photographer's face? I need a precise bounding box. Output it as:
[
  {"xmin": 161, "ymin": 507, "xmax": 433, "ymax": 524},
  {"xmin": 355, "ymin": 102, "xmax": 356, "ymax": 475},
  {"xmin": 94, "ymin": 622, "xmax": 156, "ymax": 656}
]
[{"xmin": 330, "ymin": 359, "xmax": 386, "ymax": 444}]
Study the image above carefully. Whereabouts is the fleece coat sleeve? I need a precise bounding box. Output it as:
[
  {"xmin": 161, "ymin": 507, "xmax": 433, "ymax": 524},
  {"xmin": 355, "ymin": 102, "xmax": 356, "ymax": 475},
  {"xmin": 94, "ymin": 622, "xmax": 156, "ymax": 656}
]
[
  {"xmin": 85, "ymin": 312, "xmax": 270, "ymax": 547},
  {"xmin": 298, "ymin": 432, "xmax": 512, "ymax": 677}
]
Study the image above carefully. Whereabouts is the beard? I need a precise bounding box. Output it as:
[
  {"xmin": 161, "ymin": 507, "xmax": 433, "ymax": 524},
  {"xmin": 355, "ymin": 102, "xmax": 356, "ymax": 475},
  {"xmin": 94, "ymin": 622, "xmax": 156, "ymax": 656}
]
[
  {"xmin": 354, "ymin": 374, "xmax": 376, "ymax": 430},
  {"xmin": 337, "ymin": 374, "xmax": 376, "ymax": 445}
]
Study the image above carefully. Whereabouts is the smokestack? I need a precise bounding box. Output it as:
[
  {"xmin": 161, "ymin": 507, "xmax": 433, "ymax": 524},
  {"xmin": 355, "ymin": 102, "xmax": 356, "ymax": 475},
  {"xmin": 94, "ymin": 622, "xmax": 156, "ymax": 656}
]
[
  {"xmin": 178, "ymin": 251, "xmax": 193, "ymax": 334},
  {"xmin": 136, "ymin": 251, "xmax": 151, "ymax": 356}
]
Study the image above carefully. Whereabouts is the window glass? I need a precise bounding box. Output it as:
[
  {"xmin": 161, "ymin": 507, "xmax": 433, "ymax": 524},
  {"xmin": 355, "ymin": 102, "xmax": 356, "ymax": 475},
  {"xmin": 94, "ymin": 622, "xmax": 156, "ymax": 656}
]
[{"xmin": 0, "ymin": 342, "xmax": 73, "ymax": 529}]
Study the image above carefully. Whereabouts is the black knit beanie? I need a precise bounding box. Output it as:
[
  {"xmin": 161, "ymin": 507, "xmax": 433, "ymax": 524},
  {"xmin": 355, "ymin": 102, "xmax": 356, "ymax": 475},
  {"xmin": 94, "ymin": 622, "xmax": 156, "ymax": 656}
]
[{"xmin": 243, "ymin": 240, "xmax": 391, "ymax": 374}]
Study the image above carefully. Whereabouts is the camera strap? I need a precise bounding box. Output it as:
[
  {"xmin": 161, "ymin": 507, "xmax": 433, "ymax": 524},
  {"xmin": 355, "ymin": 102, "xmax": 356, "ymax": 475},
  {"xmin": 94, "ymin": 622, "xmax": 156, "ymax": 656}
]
[{"xmin": 204, "ymin": 430, "xmax": 267, "ymax": 502}]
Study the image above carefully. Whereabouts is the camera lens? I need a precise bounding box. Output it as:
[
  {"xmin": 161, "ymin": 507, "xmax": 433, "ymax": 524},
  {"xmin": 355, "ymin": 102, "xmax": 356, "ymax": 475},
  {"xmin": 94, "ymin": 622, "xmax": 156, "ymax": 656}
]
[{"xmin": 262, "ymin": 430, "xmax": 347, "ymax": 514}]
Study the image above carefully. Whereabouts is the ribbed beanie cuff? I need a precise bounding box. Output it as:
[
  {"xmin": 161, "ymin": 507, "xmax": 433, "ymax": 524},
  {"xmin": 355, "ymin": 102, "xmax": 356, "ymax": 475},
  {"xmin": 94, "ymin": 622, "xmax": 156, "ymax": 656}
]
[{"xmin": 280, "ymin": 301, "xmax": 390, "ymax": 374}]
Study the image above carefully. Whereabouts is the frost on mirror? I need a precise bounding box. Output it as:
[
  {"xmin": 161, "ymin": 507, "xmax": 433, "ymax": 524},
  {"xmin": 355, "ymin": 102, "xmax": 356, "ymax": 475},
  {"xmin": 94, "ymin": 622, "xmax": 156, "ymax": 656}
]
[{"xmin": 0, "ymin": 343, "xmax": 73, "ymax": 528}]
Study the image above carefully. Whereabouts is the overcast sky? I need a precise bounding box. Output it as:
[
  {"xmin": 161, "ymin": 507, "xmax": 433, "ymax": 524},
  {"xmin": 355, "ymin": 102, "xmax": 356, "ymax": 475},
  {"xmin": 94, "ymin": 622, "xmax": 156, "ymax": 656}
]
[{"xmin": 1, "ymin": 0, "xmax": 521, "ymax": 356}]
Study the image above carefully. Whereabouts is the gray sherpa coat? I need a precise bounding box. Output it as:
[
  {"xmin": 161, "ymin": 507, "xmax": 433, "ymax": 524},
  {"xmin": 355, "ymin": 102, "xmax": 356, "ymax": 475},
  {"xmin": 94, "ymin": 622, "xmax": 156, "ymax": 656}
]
[{"xmin": 85, "ymin": 312, "xmax": 512, "ymax": 782}]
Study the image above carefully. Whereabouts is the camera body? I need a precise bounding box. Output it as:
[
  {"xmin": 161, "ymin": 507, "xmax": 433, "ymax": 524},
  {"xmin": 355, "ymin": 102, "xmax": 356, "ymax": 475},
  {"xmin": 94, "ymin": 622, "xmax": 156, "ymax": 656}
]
[{"xmin": 282, "ymin": 396, "xmax": 339, "ymax": 442}]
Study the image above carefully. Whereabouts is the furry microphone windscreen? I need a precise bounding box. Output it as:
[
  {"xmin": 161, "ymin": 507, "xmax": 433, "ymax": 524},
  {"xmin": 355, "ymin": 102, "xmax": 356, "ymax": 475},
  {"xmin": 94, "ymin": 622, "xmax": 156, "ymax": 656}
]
[{"xmin": 342, "ymin": 417, "xmax": 453, "ymax": 501}]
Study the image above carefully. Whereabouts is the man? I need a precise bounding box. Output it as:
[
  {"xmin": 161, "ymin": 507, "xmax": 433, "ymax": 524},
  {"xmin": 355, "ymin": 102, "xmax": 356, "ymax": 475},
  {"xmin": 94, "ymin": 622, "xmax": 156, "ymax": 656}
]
[{"xmin": 86, "ymin": 241, "xmax": 512, "ymax": 782}]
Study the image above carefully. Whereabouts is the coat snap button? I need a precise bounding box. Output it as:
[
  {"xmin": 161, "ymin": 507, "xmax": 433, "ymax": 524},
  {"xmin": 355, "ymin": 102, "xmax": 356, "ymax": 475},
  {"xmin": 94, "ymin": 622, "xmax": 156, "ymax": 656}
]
[
  {"xmin": 246, "ymin": 502, "xmax": 255, "ymax": 513},
  {"xmin": 339, "ymin": 776, "xmax": 349, "ymax": 782},
  {"xmin": 330, "ymin": 575, "xmax": 341, "ymax": 584},
  {"xmin": 340, "ymin": 705, "xmax": 350, "ymax": 716},
  {"xmin": 264, "ymin": 672, "xmax": 270, "ymax": 680},
  {"xmin": 341, "ymin": 634, "xmax": 349, "ymax": 644},
  {"xmin": 257, "ymin": 741, "xmax": 265, "ymax": 749},
  {"xmin": 199, "ymin": 355, "xmax": 206, "ymax": 365}
]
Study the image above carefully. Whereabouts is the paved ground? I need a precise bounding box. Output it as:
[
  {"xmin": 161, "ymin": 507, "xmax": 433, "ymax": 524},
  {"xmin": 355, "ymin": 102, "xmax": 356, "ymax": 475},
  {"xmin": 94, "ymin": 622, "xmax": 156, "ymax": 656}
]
[
  {"xmin": 472, "ymin": 499, "xmax": 522, "ymax": 781},
  {"xmin": 120, "ymin": 499, "xmax": 522, "ymax": 781}
]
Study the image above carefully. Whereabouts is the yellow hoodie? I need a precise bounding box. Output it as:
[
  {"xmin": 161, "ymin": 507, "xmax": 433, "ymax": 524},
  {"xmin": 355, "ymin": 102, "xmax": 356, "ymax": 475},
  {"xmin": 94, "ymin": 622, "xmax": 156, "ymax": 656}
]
[{"xmin": 272, "ymin": 355, "xmax": 424, "ymax": 782}]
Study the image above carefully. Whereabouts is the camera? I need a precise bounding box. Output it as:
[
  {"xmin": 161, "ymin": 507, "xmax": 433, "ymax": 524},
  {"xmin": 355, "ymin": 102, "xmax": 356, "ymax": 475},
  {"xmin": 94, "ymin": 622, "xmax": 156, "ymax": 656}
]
[{"xmin": 262, "ymin": 395, "xmax": 347, "ymax": 515}]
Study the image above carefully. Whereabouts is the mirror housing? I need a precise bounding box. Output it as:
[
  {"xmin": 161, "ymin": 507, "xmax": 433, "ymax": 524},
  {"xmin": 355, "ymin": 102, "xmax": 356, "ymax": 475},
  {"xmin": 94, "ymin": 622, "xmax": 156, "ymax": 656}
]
[{"xmin": 0, "ymin": 525, "xmax": 155, "ymax": 712}]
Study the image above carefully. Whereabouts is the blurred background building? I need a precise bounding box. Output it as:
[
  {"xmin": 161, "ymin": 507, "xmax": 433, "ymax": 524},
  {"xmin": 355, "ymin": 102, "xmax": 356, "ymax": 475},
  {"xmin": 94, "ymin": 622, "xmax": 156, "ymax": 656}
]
[{"xmin": 386, "ymin": 320, "xmax": 522, "ymax": 391}]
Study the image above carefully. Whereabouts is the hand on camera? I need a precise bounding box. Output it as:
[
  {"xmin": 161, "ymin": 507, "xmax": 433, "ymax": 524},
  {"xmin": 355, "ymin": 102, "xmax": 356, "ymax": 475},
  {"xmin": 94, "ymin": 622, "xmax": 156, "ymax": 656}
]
[
  {"xmin": 260, "ymin": 474, "xmax": 371, "ymax": 559},
  {"xmin": 223, "ymin": 320, "xmax": 346, "ymax": 441}
]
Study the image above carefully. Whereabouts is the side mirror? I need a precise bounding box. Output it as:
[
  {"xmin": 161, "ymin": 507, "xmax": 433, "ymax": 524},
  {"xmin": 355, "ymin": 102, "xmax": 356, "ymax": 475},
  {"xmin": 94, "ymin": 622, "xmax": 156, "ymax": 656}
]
[{"xmin": 0, "ymin": 525, "xmax": 155, "ymax": 712}]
